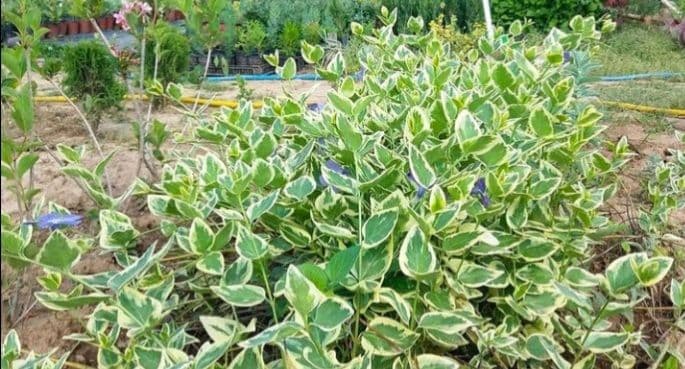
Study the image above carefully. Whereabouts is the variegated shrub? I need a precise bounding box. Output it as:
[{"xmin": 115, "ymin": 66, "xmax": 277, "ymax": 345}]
[{"xmin": 1, "ymin": 10, "xmax": 675, "ymax": 369}]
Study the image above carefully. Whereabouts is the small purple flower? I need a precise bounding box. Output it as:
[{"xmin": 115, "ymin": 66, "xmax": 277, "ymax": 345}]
[
  {"xmin": 319, "ymin": 159, "xmax": 351, "ymax": 191},
  {"xmin": 470, "ymin": 178, "xmax": 491, "ymax": 207},
  {"xmin": 308, "ymin": 103, "xmax": 325, "ymax": 113},
  {"xmin": 563, "ymin": 51, "xmax": 572, "ymax": 64},
  {"xmin": 32, "ymin": 212, "xmax": 83, "ymax": 230},
  {"xmin": 407, "ymin": 172, "xmax": 427, "ymax": 199},
  {"xmin": 325, "ymin": 159, "xmax": 350, "ymax": 176},
  {"xmin": 353, "ymin": 67, "xmax": 366, "ymax": 82}
]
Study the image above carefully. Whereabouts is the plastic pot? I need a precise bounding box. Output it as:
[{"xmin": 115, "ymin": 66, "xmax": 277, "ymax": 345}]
[
  {"xmin": 47, "ymin": 23, "xmax": 60, "ymax": 38},
  {"xmin": 78, "ymin": 19, "xmax": 91, "ymax": 34},
  {"xmin": 105, "ymin": 15, "xmax": 114, "ymax": 30},
  {"xmin": 58, "ymin": 21, "xmax": 67, "ymax": 36},
  {"xmin": 66, "ymin": 20, "xmax": 79, "ymax": 35},
  {"xmin": 97, "ymin": 16, "xmax": 107, "ymax": 30}
]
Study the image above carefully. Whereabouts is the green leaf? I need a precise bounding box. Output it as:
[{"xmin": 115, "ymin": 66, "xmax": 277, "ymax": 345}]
[
  {"xmin": 516, "ymin": 263, "xmax": 555, "ymax": 285},
  {"xmin": 456, "ymin": 262, "xmax": 504, "ymax": 288},
  {"xmin": 285, "ymin": 264, "xmax": 323, "ymax": 318},
  {"xmin": 529, "ymin": 107, "xmax": 555, "ymax": 138},
  {"xmin": 565, "ymin": 267, "xmax": 601, "ymax": 288},
  {"xmin": 605, "ymin": 253, "xmax": 643, "ymax": 294},
  {"xmin": 228, "ymin": 348, "xmax": 266, "ymax": 369},
  {"xmin": 99, "ymin": 210, "xmax": 139, "ymax": 251},
  {"xmin": 362, "ymin": 209, "xmax": 399, "ymax": 248},
  {"xmin": 247, "ymin": 190, "xmax": 280, "ymax": 222},
  {"xmin": 399, "ymin": 226, "xmax": 437, "ymax": 279},
  {"xmin": 583, "ymin": 331, "xmax": 631, "ymax": 353},
  {"xmin": 416, "ymin": 354, "xmax": 460, "ymax": 369},
  {"xmin": 35, "ymin": 291, "xmax": 109, "ymax": 311},
  {"xmin": 116, "ymin": 287, "xmax": 163, "ymax": 331},
  {"xmin": 239, "ymin": 321, "xmax": 301, "ymax": 348},
  {"xmin": 671, "ymin": 279, "xmax": 685, "ymax": 307},
  {"xmin": 107, "ymin": 245, "xmax": 155, "ymax": 290},
  {"xmin": 517, "ymin": 238, "xmax": 559, "ymax": 261},
  {"xmin": 492, "ymin": 63, "xmax": 515, "ymax": 89},
  {"xmin": 280, "ymin": 57, "xmax": 297, "ymax": 80},
  {"xmin": 197, "ymin": 251, "xmax": 225, "ymax": 276},
  {"xmin": 189, "ymin": 218, "xmax": 215, "ymax": 254},
  {"xmin": 311, "ymin": 297, "xmax": 354, "ymax": 331},
  {"xmin": 506, "ymin": 197, "xmax": 528, "ymax": 229},
  {"xmin": 211, "ymin": 284, "xmax": 266, "ymax": 307},
  {"xmin": 325, "ymin": 245, "xmax": 359, "ymax": 285},
  {"xmin": 194, "ymin": 341, "xmax": 230, "ymax": 369},
  {"xmin": 409, "ymin": 144, "xmax": 436, "ymax": 188},
  {"xmin": 37, "ymin": 231, "xmax": 81, "ymax": 271},
  {"xmin": 236, "ymin": 226, "xmax": 269, "ymax": 260},
  {"xmin": 223, "ymin": 257, "xmax": 253, "ymax": 285},
  {"xmin": 16, "ymin": 153, "xmax": 39, "ymax": 178},
  {"xmin": 11, "ymin": 84, "xmax": 34, "ymax": 134},
  {"xmin": 418, "ymin": 311, "xmax": 478, "ymax": 334},
  {"xmin": 200, "ymin": 316, "xmax": 243, "ymax": 344},
  {"xmin": 313, "ymin": 219, "xmax": 356, "ymax": 240},
  {"xmin": 526, "ymin": 334, "xmax": 571, "ymax": 369},
  {"xmin": 376, "ymin": 288, "xmax": 412, "ymax": 325},
  {"xmin": 361, "ymin": 317, "xmax": 419, "ymax": 357},
  {"xmin": 328, "ymin": 91, "xmax": 354, "ymax": 115},
  {"xmin": 336, "ymin": 115, "xmax": 363, "ymax": 151},
  {"xmin": 631, "ymin": 256, "xmax": 673, "ymax": 287},
  {"xmin": 284, "ymin": 176, "xmax": 317, "ymax": 201}
]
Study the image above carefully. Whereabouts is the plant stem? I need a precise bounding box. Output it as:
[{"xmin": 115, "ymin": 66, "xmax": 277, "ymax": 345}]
[
  {"xmin": 351, "ymin": 153, "xmax": 364, "ymax": 357},
  {"xmin": 45, "ymin": 78, "xmax": 113, "ymax": 195},
  {"xmin": 259, "ymin": 259, "xmax": 279, "ymax": 324}
]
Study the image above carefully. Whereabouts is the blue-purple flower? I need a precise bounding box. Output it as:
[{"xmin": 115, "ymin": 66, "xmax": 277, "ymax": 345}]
[
  {"xmin": 308, "ymin": 103, "xmax": 325, "ymax": 113},
  {"xmin": 353, "ymin": 67, "xmax": 366, "ymax": 82},
  {"xmin": 563, "ymin": 51, "xmax": 573, "ymax": 64},
  {"xmin": 407, "ymin": 171, "xmax": 427, "ymax": 199},
  {"xmin": 30, "ymin": 212, "xmax": 84, "ymax": 230},
  {"xmin": 470, "ymin": 177, "xmax": 491, "ymax": 207},
  {"xmin": 319, "ymin": 159, "xmax": 351, "ymax": 189}
]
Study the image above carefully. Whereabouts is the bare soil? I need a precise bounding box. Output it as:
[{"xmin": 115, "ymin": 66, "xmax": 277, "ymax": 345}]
[{"xmin": 1, "ymin": 81, "xmax": 683, "ymax": 364}]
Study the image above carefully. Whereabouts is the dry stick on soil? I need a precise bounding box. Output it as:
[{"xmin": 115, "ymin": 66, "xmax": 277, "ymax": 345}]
[
  {"xmin": 92, "ymin": 18, "xmax": 158, "ymax": 182},
  {"xmin": 136, "ymin": 40, "xmax": 161, "ymax": 178},
  {"xmin": 45, "ymin": 78, "xmax": 113, "ymax": 196}
]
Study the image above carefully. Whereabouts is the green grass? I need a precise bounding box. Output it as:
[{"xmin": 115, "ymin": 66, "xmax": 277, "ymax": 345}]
[{"xmin": 593, "ymin": 22, "xmax": 685, "ymax": 76}]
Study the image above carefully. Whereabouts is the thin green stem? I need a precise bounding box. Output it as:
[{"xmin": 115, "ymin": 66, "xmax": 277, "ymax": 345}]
[{"xmin": 259, "ymin": 259, "xmax": 279, "ymax": 324}]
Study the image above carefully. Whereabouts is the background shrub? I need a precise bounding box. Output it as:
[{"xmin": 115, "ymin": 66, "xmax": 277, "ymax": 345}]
[
  {"xmin": 492, "ymin": 0, "xmax": 604, "ymax": 28},
  {"xmin": 62, "ymin": 40, "xmax": 126, "ymax": 130},
  {"xmin": 145, "ymin": 23, "xmax": 191, "ymax": 87}
]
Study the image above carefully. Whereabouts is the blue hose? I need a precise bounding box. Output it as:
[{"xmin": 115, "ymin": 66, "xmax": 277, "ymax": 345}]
[
  {"xmin": 205, "ymin": 71, "xmax": 683, "ymax": 83},
  {"xmin": 599, "ymin": 72, "xmax": 684, "ymax": 82},
  {"xmin": 206, "ymin": 73, "xmax": 321, "ymax": 82}
]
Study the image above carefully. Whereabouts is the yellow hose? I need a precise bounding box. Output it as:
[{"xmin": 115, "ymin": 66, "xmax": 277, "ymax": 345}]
[
  {"xmin": 33, "ymin": 94, "xmax": 263, "ymax": 109},
  {"xmin": 32, "ymin": 95, "xmax": 684, "ymax": 117},
  {"xmin": 600, "ymin": 100, "xmax": 685, "ymax": 118}
]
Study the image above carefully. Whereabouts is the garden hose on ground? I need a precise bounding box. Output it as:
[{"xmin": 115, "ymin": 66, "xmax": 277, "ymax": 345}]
[
  {"xmin": 600, "ymin": 100, "xmax": 685, "ymax": 118},
  {"xmin": 32, "ymin": 95, "xmax": 684, "ymax": 117},
  {"xmin": 33, "ymin": 94, "xmax": 263, "ymax": 109},
  {"xmin": 598, "ymin": 71, "xmax": 685, "ymax": 82}
]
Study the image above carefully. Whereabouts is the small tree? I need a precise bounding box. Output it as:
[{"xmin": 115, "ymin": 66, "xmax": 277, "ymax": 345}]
[{"xmin": 62, "ymin": 40, "xmax": 126, "ymax": 131}]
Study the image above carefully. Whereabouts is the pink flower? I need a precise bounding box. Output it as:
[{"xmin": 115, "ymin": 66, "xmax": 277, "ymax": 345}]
[
  {"xmin": 137, "ymin": 2, "xmax": 152, "ymax": 15},
  {"xmin": 113, "ymin": 11, "xmax": 130, "ymax": 31}
]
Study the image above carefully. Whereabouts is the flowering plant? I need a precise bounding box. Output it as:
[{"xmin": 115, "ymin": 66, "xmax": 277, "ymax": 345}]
[{"xmin": 113, "ymin": 0, "xmax": 152, "ymax": 32}]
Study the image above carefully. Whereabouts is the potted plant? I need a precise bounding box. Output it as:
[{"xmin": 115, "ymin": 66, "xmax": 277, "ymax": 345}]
[
  {"xmin": 236, "ymin": 20, "xmax": 267, "ymax": 66},
  {"xmin": 40, "ymin": 0, "xmax": 65, "ymax": 38}
]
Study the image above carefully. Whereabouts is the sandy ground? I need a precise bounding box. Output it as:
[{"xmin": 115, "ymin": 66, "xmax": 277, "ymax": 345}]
[{"xmin": 1, "ymin": 79, "xmax": 684, "ymax": 363}]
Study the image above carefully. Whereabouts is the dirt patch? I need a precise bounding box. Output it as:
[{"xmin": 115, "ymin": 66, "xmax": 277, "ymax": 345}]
[{"xmin": 603, "ymin": 120, "xmax": 685, "ymax": 231}]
